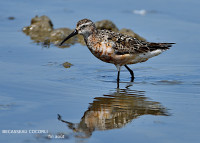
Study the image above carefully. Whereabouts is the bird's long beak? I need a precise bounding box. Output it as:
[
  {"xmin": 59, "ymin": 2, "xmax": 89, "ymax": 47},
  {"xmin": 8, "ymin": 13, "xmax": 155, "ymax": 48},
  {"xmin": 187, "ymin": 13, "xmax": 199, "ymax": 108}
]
[{"xmin": 59, "ymin": 29, "xmax": 78, "ymax": 46}]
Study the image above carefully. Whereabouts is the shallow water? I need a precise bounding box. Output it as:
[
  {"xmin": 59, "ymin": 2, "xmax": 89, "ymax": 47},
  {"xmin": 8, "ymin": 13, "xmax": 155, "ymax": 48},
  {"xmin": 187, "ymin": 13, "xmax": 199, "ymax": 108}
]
[{"xmin": 0, "ymin": 0, "xmax": 200, "ymax": 143}]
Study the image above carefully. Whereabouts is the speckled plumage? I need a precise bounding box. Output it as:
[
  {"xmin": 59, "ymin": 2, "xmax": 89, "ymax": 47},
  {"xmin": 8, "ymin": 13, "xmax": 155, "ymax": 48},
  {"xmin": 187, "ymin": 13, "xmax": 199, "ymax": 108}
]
[{"xmin": 60, "ymin": 19, "xmax": 175, "ymax": 82}]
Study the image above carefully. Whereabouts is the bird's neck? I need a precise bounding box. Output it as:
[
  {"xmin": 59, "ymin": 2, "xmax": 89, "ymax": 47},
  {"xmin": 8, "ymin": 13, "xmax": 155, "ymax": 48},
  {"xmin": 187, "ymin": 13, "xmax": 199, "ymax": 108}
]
[{"xmin": 83, "ymin": 29, "xmax": 98, "ymax": 46}]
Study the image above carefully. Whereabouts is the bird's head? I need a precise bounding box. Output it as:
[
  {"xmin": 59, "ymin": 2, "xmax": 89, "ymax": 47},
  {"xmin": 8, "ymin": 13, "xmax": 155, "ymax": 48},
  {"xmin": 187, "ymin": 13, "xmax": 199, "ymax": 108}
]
[{"xmin": 59, "ymin": 19, "xmax": 95, "ymax": 46}]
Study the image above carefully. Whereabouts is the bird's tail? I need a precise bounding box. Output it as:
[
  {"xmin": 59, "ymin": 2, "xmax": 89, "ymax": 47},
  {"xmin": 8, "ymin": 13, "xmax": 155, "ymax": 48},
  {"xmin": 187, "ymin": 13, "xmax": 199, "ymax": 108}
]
[{"xmin": 148, "ymin": 42, "xmax": 175, "ymax": 51}]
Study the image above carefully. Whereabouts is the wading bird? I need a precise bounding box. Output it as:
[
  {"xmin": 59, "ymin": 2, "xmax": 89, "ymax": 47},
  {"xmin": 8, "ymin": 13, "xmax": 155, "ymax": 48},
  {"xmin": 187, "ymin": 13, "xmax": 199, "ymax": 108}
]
[{"xmin": 60, "ymin": 19, "xmax": 174, "ymax": 82}]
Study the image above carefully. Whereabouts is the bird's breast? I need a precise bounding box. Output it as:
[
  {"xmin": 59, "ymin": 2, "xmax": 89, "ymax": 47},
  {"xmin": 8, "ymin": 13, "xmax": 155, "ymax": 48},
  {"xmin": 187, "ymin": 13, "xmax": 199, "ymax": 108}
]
[
  {"xmin": 87, "ymin": 41, "xmax": 131, "ymax": 65},
  {"xmin": 87, "ymin": 41, "xmax": 114, "ymax": 62}
]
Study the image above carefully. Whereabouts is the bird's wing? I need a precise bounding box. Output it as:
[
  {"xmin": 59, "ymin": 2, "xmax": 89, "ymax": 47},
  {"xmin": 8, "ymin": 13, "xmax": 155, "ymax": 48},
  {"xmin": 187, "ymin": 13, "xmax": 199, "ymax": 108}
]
[{"xmin": 99, "ymin": 30, "xmax": 174, "ymax": 55}]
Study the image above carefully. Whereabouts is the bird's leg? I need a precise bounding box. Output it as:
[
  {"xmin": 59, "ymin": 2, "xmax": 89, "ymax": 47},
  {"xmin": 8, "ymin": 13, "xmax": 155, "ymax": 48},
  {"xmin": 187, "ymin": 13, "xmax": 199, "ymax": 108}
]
[
  {"xmin": 117, "ymin": 70, "xmax": 120, "ymax": 88},
  {"xmin": 117, "ymin": 70, "xmax": 120, "ymax": 82},
  {"xmin": 115, "ymin": 65, "xmax": 121, "ymax": 88},
  {"xmin": 116, "ymin": 65, "xmax": 121, "ymax": 82},
  {"xmin": 124, "ymin": 64, "xmax": 134, "ymax": 82}
]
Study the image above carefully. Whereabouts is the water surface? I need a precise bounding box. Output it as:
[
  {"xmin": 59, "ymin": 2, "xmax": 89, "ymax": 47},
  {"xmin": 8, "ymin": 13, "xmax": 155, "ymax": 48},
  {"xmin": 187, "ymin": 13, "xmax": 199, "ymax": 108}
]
[{"xmin": 0, "ymin": 0, "xmax": 200, "ymax": 143}]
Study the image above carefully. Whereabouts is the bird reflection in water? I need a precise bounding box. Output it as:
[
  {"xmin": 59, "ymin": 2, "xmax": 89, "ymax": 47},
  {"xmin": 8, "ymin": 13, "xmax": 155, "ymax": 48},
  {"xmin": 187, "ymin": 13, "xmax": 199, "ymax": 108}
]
[{"xmin": 58, "ymin": 85, "xmax": 169, "ymax": 138}]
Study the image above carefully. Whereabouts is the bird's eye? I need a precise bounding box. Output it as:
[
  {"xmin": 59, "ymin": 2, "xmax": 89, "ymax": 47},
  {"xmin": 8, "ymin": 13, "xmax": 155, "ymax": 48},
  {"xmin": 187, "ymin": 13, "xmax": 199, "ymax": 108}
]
[{"xmin": 82, "ymin": 25, "xmax": 86, "ymax": 28}]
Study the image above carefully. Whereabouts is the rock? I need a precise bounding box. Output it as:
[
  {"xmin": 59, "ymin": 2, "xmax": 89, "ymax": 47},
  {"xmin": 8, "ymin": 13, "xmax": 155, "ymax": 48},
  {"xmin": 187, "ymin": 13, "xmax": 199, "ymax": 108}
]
[
  {"xmin": 22, "ymin": 15, "xmax": 54, "ymax": 45},
  {"xmin": 95, "ymin": 20, "xmax": 119, "ymax": 32},
  {"xmin": 31, "ymin": 15, "xmax": 53, "ymax": 27},
  {"xmin": 119, "ymin": 28, "xmax": 146, "ymax": 41},
  {"xmin": 50, "ymin": 28, "xmax": 76, "ymax": 46},
  {"xmin": 22, "ymin": 15, "xmax": 77, "ymax": 47},
  {"xmin": 62, "ymin": 62, "xmax": 73, "ymax": 68},
  {"xmin": 23, "ymin": 15, "xmax": 53, "ymax": 35},
  {"xmin": 8, "ymin": 16, "xmax": 15, "ymax": 20}
]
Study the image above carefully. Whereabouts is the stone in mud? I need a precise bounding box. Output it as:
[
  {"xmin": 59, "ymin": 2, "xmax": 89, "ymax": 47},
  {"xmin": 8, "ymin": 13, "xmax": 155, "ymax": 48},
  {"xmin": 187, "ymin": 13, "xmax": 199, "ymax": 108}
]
[
  {"xmin": 119, "ymin": 28, "xmax": 146, "ymax": 41},
  {"xmin": 62, "ymin": 62, "xmax": 73, "ymax": 68},
  {"xmin": 50, "ymin": 28, "xmax": 76, "ymax": 46},
  {"xmin": 31, "ymin": 15, "xmax": 53, "ymax": 26},
  {"xmin": 23, "ymin": 15, "xmax": 53, "ymax": 35},
  {"xmin": 8, "ymin": 16, "xmax": 15, "ymax": 20},
  {"xmin": 22, "ymin": 15, "xmax": 53, "ymax": 45},
  {"xmin": 95, "ymin": 20, "xmax": 119, "ymax": 32},
  {"xmin": 22, "ymin": 15, "xmax": 77, "ymax": 47}
]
